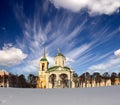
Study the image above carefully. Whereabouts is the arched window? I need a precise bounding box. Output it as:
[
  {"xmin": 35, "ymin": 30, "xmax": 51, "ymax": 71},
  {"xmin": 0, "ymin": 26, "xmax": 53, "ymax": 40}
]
[{"xmin": 42, "ymin": 63, "xmax": 45, "ymax": 71}]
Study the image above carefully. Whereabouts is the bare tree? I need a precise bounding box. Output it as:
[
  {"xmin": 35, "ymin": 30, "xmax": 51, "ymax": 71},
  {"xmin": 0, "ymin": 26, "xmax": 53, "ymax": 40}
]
[
  {"xmin": 0, "ymin": 75, "xmax": 3, "ymax": 87},
  {"xmin": 93, "ymin": 72, "xmax": 101, "ymax": 86},
  {"xmin": 4, "ymin": 74, "xmax": 9, "ymax": 87},
  {"xmin": 28, "ymin": 74, "xmax": 37, "ymax": 88},
  {"xmin": 79, "ymin": 73, "xmax": 85, "ymax": 88},
  {"xmin": 89, "ymin": 75, "xmax": 93, "ymax": 87},
  {"xmin": 8, "ymin": 74, "xmax": 18, "ymax": 87},
  {"xmin": 18, "ymin": 74, "xmax": 26, "ymax": 88},
  {"xmin": 84, "ymin": 72, "xmax": 90, "ymax": 87},
  {"xmin": 102, "ymin": 72, "xmax": 110, "ymax": 86},
  {"xmin": 118, "ymin": 72, "xmax": 120, "ymax": 84},
  {"xmin": 73, "ymin": 73, "xmax": 79, "ymax": 88},
  {"xmin": 111, "ymin": 72, "xmax": 117, "ymax": 85}
]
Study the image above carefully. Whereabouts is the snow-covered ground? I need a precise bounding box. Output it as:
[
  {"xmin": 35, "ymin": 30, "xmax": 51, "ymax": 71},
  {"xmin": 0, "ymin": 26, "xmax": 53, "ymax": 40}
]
[{"xmin": 0, "ymin": 86, "xmax": 120, "ymax": 105}]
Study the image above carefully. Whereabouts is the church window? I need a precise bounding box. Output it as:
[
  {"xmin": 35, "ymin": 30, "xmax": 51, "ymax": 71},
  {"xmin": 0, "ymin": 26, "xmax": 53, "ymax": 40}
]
[
  {"xmin": 42, "ymin": 63, "xmax": 45, "ymax": 71},
  {"xmin": 55, "ymin": 61, "xmax": 57, "ymax": 65}
]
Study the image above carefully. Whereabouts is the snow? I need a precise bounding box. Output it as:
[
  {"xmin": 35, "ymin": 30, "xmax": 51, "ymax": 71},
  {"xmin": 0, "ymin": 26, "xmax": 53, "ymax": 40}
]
[{"xmin": 0, "ymin": 86, "xmax": 120, "ymax": 105}]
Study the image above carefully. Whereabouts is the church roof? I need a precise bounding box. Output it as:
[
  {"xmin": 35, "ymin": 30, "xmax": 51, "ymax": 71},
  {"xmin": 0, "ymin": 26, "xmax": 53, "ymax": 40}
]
[
  {"xmin": 55, "ymin": 53, "xmax": 65, "ymax": 57},
  {"xmin": 40, "ymin": 58, "xmax": 48, "ymax": 61},
  {"xmin": 47, "ymin": 66, "xmax": 70, "ymax": 72},
  {"xmin": 55, "ymin": 48, "xmax": 65, "ymax": 57}
]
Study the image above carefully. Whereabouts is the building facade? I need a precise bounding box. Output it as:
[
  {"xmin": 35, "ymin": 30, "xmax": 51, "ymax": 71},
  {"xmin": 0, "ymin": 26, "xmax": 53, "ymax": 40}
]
[
  {"xmin": 37, "ymin": 49, "xmax": 75, "ymax": 88},
  {"xmin": 79, "ymin": 79, "xmax": 112, "ymax": 88},
  {"xmin": 0, "ymin": 70, "xmax": 9, "ymax": 87}
]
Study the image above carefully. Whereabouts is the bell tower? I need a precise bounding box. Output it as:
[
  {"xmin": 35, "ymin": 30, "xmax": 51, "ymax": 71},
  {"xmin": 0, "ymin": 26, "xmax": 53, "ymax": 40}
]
[{"xmin": 37, "ymin": 48, "xmax": 49, "ymax": 88}]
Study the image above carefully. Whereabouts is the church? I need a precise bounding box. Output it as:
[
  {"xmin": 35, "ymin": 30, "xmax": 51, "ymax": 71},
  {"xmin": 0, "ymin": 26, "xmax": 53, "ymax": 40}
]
[{"xmin": 37, "ymin": 49, "xmax": 75, "ymax": 88}]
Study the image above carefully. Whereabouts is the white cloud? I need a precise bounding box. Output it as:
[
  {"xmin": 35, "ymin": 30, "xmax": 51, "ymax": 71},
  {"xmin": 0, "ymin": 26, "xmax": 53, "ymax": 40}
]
[
  {"xmin": 114, "ymin": 49, "xmax": 120, "ymax": 57},
  {"xmin": 47, "ymin": 55, "xmax": 54, "ymax": 66},
  {"xmin": 50, "ymin": 0, "xmax": 120, "ymax": 15},
  {"xmin": 29, "ymin": 58, "xmax": 40, "ymax": 68},
  {"xmin": 66, "ymin": 57, "xmax": 75, "ymax": 62},
  {"xmin": 0, "ymin": 45, "xmax": 27, "ymax": 66},
  {"xmin": 10, "ymin": 64, "xmax": 38, "ymax": 75},
  {"xmin": 66, "ymin": 57, "xmax": 75, "ymax": 66},
  {"xmin": 30, "ymin": 54, "xmax": 54, "ymax": 68},
  {"xmin": 87, "ymin": 53, "xmax": 120, "ymax": 73}
]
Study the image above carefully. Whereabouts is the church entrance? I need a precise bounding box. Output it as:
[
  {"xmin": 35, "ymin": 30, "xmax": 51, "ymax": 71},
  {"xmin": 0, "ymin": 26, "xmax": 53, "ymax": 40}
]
[
  {"xmin": 60, "ymin": 74, "xmax": 68, "ymax": 88},
  {"xmin": 49, "ymin": 74, "xmax": 56, "ymax": 88}
]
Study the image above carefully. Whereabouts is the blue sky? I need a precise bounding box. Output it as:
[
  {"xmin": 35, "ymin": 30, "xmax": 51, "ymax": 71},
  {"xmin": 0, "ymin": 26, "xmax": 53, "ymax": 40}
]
[{"xmin": 0, "ymin": 0, "xmax": 120, "ymax": 76}]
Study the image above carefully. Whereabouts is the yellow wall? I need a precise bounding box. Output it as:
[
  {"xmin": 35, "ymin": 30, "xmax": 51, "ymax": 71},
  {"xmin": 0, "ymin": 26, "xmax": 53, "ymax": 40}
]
[{"xmin": 37, "ymin": 61, "xmax": 48, "ymax": 88}]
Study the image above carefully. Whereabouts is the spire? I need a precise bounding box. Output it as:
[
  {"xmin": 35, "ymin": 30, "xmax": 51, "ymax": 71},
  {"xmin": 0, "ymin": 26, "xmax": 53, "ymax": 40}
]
[
  {"xmin": 44, "ymin": 48, "xmax": 46, "ymax": 58},
  {"xmin": 40, "ymin": 48, "xmax": 48, "ymax": 62},
  {"xmin": 57, "ymin": 48, "xmax": 60, "ymax": 53}
]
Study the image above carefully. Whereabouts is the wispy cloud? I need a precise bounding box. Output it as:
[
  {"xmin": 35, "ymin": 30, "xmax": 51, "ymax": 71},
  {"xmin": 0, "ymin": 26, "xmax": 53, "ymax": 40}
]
[
  {"xmin": 14, "ymin": 3, "xmax": 48, "ymax": 59},
  {"xmin": 66, "ymin": 42, "xmax": 93, "ymax": 60},
  {"xmin": 87, "ymin": 49, "xmax": 120, "ymax": 74},
  {"xmin": 8, "ymin": 0, "xmax": 120, "ymax": 75}
]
